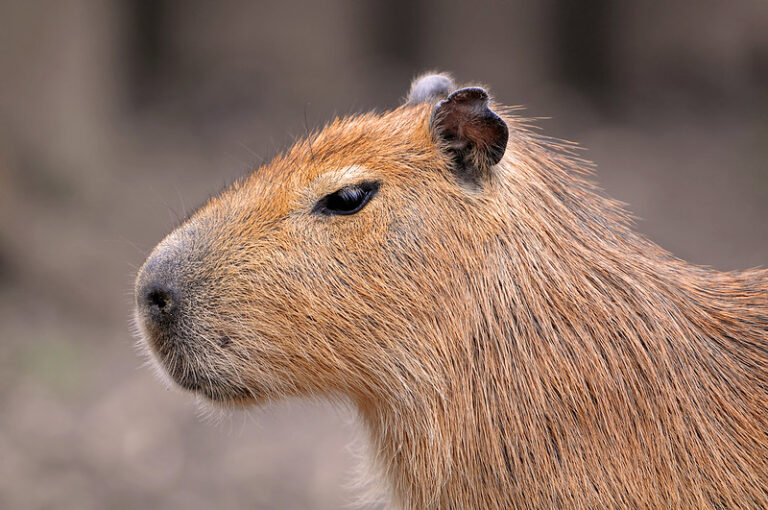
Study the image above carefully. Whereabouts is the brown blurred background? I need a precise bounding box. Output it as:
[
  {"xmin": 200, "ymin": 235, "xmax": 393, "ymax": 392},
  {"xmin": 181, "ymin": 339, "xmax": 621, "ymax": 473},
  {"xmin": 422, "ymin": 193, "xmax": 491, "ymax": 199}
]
[{"xmin": 0, "ymin": 1, "xmax": 766, "ymax": 509}]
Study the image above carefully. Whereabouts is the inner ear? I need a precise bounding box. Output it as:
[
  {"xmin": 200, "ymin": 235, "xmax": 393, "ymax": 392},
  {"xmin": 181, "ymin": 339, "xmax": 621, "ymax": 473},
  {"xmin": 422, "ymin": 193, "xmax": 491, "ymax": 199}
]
[{"xmin": 430, "ymin": 87, "xmax": 508, "ymax": 183}]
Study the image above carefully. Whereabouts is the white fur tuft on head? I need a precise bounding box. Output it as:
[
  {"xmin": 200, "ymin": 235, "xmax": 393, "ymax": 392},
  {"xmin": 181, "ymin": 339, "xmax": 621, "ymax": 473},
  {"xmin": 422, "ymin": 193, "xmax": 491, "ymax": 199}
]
[{"xmin": 406, "ymin": 72, "xmax": 455, "ymax": 105}]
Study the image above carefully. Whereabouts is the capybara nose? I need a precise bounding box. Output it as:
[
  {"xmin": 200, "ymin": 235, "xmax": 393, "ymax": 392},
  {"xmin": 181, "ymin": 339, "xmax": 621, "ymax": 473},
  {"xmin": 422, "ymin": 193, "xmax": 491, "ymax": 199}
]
[{"xmin": 140, "ymin": 283, "xmax": 179, "ymax": 327}]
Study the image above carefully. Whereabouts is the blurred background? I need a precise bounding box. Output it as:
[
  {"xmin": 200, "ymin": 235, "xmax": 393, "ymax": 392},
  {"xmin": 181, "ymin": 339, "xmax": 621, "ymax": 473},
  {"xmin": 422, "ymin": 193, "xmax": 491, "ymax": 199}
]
[{"xmin": 0, "ymin": 1, "xmax": 766, "ymax": 508}]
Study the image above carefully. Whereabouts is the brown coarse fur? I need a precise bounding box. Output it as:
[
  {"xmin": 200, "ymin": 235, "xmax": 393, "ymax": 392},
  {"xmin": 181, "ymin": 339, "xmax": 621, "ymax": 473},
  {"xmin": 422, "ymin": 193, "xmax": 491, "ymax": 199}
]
[{"xmin": 135, "ymin": 76, "xmax": 768, "ymax": 509}]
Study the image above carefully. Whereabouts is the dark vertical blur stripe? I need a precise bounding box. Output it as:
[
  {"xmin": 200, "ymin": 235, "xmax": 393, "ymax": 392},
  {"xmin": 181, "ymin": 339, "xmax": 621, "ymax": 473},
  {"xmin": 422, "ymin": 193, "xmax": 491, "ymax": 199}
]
[
  {"xmin": 127, "ymin": 0, "xmax": 169, "ymax": 106},
  {"xmin": 0, "ymin": 242, "xmax": 8, "ymax": 286},
  {"xmin": 552, "ymin": 0, "xmax": 616, "ymax": 110},
  {"xmin": 365, "ymin": 0, "xmax": 423, "ymax": 65},
  {"xmin": 751, "ymin": 46, "xmax": 768, "ymax": 107},
  {"xmin": 361, "ymin": 0, "xmax": 425, "ymax": 102}
]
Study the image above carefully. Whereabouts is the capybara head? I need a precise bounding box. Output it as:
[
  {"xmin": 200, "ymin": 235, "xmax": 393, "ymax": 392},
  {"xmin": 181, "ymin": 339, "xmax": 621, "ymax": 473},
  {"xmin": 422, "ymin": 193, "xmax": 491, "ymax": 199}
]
[{"xmin": 134, "ymin": 74, "xmax": 511, "ymax": 406}]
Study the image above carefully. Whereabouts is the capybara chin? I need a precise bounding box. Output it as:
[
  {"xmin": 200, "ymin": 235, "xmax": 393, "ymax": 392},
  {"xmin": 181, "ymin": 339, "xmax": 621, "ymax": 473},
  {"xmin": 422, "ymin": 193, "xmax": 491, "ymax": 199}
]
[{"xmin": 134, "ymin": 73, "xmax": 768, "ymax": 509}]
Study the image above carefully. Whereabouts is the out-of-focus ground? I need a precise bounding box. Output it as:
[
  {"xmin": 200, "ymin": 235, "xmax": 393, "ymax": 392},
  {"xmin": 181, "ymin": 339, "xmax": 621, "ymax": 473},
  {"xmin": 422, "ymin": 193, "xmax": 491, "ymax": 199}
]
[{"xmin": 0, "ymin": 1, "xmax": 766, "ymax": 509}]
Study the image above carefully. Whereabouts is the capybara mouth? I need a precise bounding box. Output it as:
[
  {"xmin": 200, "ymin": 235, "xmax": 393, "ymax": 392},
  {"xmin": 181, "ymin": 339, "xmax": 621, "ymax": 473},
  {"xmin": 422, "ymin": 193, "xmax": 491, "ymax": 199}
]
[
  {"xmin": 166, "ymin": 363, "xmax": 256, "ymax": 402},
  {"xmin": 137, "ymin": 327, "xmax": 254, "ymax": 403}
]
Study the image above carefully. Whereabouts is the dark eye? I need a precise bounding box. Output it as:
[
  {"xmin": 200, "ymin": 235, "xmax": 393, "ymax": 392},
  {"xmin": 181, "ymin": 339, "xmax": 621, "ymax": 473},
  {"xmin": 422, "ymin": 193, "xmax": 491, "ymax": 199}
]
[{"xmin": 313, "ymin": 181, "xmax": 380, "ymax": 216}]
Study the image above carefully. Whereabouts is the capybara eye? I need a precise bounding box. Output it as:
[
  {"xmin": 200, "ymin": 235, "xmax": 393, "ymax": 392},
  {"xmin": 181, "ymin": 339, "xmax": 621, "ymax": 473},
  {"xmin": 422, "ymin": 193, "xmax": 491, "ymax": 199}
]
[{"xmin": 313, "ymin": 181, "xmax": 380, "ymax": 216}]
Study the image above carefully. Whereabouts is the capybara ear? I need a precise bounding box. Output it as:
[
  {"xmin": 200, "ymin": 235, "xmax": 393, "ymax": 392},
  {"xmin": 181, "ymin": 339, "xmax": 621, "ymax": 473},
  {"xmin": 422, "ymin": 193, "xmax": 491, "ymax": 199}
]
[
  {"xmin": 406, "ymin": 73, "xmax": 455, "ymax": 105},
  {"xmin": 430, "ymin": 87, "xmax": 508, "ymax": 183}
]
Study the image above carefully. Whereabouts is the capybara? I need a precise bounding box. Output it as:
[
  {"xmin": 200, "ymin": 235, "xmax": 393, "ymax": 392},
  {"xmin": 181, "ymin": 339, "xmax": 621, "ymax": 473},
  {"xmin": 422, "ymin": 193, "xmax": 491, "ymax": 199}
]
[{"xmin": 135, "ymin": 73, "xmax": 768, "ymax": 509}]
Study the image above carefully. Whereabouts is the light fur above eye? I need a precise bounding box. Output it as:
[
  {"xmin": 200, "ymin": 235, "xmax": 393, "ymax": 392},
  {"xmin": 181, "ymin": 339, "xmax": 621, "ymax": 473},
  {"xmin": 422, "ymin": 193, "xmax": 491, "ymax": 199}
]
[{"xmin": 313, "ymin": 181, "xmax": 380, "ymax": 216}]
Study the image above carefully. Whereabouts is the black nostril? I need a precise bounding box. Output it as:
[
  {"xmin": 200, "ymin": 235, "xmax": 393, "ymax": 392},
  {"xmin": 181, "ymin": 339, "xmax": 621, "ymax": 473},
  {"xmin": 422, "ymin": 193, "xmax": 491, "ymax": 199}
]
[
  {"xmin": 142, "ymin": 284, "xmax": 178, "ymax": 323},
  {"xmin": 148, "ymin": 288, "xmax": 170, "ymax": 311}
]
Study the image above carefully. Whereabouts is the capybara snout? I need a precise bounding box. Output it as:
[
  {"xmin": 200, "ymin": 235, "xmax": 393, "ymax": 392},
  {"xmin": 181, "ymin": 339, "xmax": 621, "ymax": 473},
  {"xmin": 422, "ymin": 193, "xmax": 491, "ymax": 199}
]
[
  {"xmin": 135, "ymin": 222, "xmax": 249, "ymax": 399},
  {"xmin": 136, "ymin": 225, "xmax": 196, "ymax": 340}
]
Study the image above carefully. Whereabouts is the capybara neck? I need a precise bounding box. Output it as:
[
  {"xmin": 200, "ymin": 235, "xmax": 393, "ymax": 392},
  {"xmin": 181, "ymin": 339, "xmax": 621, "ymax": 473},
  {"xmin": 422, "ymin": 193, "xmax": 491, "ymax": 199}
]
[{"xmin": 361, "ymin": 127, "xmax": 768, "ymax": 507}]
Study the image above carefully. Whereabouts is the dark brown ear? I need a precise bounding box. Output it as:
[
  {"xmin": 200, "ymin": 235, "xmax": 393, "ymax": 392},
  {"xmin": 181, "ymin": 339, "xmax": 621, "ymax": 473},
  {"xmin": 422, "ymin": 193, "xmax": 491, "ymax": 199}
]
[
  {"xmin": 406, "ymin": 73, "xmax": 455, "ymax": 105},
  {"xmin": 430, "ymin": 87, "xmax": 508, "ymax": 183}
]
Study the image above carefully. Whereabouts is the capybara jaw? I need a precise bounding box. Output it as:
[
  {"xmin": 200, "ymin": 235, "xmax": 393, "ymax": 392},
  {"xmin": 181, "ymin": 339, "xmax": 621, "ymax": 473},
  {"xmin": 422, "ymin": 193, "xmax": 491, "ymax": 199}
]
[{"xmin": 134, "ymin": 319, "xmax": 263, "ymax": 405}]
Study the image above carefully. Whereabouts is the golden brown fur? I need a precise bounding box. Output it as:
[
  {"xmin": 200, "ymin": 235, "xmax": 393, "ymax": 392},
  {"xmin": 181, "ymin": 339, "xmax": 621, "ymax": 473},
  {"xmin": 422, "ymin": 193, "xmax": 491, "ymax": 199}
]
[{"xmin": 136, "ymin": 77, "xmax": 768, "ymax": 508}]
